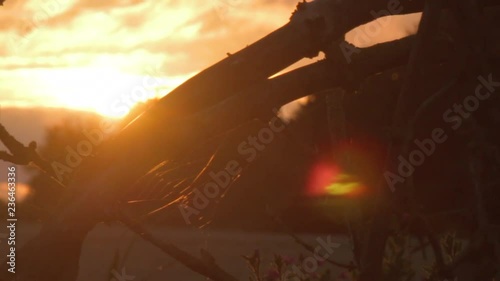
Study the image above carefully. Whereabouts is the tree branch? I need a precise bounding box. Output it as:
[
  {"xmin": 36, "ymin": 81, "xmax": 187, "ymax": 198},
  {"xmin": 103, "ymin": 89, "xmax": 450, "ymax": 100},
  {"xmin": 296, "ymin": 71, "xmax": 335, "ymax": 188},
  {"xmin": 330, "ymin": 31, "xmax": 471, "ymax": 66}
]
[
  {"xmin": 0, "ymin": 123, "xmax": 62, "ymax": 186},
  {"xmin": 115, "ymin": 211, "xmax": 241, "ymax": 281}
]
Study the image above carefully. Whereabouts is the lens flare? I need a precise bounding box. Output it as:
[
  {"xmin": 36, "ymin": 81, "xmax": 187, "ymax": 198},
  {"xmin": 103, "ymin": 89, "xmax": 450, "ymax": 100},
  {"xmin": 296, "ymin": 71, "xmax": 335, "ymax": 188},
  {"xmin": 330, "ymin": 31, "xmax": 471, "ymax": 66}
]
[
  {"xmin": 306, "ymin": 161, "xmax": 365, "ymax": 197},
  {"xmin": 325, "ymin": 173, "xmax": 363, "ymax": 196},
  {"xmin": 0, "ymin": 182, "xmax": 31, "ymax": 203}
]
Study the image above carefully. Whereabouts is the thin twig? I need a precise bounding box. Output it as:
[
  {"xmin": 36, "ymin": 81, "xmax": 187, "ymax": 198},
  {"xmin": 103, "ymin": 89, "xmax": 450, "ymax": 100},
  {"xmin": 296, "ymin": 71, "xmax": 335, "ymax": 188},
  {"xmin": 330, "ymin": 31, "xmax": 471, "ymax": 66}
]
[
  {"xmin": 0, "ymin": 123, "xmax": 66, "ymax": 188},
  {"xmin": 116, "ymin": 210, "xmax": 240, "ymax": 281}
]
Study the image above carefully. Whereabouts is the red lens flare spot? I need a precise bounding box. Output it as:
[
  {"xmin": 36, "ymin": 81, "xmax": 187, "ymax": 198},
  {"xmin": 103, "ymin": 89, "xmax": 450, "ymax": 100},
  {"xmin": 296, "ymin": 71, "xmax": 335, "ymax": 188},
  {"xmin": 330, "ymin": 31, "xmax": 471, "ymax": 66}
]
[
  {"xmin": 306, "ymin": 161, "xmax": 365, "ymax": 197},
  {"xmin": 307, "ymin": 162, "xmax": 341, "ymax": 196}
]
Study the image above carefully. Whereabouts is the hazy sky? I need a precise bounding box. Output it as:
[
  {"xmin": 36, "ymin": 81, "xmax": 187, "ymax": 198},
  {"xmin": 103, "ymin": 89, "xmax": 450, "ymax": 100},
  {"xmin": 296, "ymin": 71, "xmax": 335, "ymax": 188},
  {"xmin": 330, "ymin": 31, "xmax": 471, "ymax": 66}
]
[{"xmin": 0, "ymin": 0, "xmax": 420, "ymax": 117}]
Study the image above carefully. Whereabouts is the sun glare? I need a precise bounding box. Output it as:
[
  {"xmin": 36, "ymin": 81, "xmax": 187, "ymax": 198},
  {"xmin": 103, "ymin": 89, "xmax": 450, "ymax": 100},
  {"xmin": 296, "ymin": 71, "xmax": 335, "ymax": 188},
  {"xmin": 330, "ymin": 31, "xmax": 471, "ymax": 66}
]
[{"xmin": 34, "ymin": 67, "xmax": 180, "ymax": 118}]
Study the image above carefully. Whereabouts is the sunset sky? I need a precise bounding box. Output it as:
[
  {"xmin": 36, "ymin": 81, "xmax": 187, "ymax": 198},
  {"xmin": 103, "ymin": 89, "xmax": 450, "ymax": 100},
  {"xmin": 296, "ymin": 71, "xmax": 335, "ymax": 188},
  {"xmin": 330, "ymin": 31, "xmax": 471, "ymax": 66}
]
[{"xmin": 0, "ymin": 0, "xmax": 420, "ymax": 117}]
